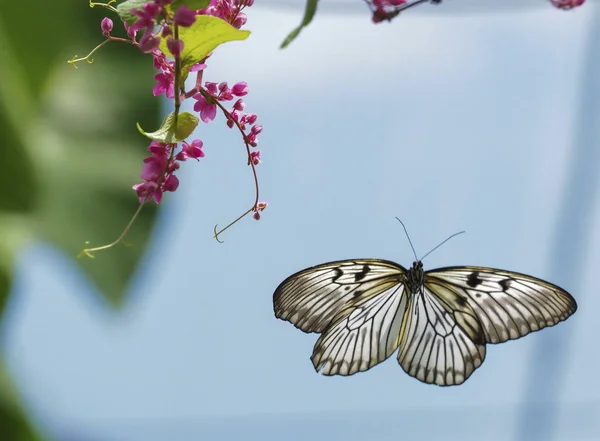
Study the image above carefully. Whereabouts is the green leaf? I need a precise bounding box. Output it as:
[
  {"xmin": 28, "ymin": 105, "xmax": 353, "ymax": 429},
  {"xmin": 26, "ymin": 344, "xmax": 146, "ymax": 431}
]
[
  {"xmin": 159, "ymin": 15, "xmax": 250, "ymax": 70},
  {"xmin": 138, "ymin": 111, "xmax": 199, "ymax": 143},
  {"xmin": 171, "ymin": 0, "xmax": 211, "ymax": 10},
  {"xmin": 0, "ymin": 215, "xmax": 33, "ymax": 323},
  {"xmin": 0, "ymin": 360, "xmax": 42, "ymax": 441},
  {"xmin": 0, "ymin": 1, "xmax": 161, "ymax": 310},
  {"xmin": 281, "ymin": 0, "xmax": 319, "ymax": 49},
  {"xmin": 31, "ymin": 61, "xmax": 160, "ymax": 308},
  {"xmin": 116, "ymin": 0, "xmax": 148, "ymax": 26}
]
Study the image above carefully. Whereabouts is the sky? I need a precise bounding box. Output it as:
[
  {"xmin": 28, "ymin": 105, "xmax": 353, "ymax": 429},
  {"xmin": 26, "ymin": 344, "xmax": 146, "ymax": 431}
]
[{"xmin": 3, "ymin": 3, "xmax": 599, "ymax": 441}]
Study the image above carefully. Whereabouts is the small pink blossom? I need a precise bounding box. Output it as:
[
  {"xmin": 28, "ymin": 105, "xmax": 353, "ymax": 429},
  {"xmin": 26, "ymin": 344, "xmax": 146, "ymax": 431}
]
[
  {"xmin": 231, "ymin": 81, "xmax": 249, "ymax": 97},
  {"xmin": 253, "ymin": 201, "xmax": 268, "ymax": 220},
  {"xmin": 132, "ymin": 181, "xmax": 158, "ymax": 204},
  {"xmin": 232, "ymin": 12, "xmax": 247, "ymax": 29},
  {"xmin": 204, "ymin": 81, "xmax": 218, "ymax": 95},
  {"xmin": 139, "ymin": 32, "xmax": 161, "ymax": 53},
  {"xmin": 153, "ymin": 71, "xmax": 175, "ymax": 98},
  {"xmin": 101, "ymin": 17, "xmax": 113, "ymax": 35},
  {"xmin": 233, "ymin": 99, "xmax": 245, "ymax": 111},
  {"xmin": 163, "ymin": 174, "xmax": 180, "ymax": 192},
  {"xmin": 174, "ymin": 5, "xmax": 197, "ymax": 26},
  {"xmin": 551, "ymin": 0, "xmax": 585, "ymax": 9},
  {"xmin": 250, "ymin": 125, "xmax": 263, "ymax": 136},
  {"xmin": 176, "ymin": 139, "xmax": 205, "ymax": 161},
  {"xmin": 249, "ymin": 150, "xmax": 261, "ymax": 165},
  {"xmin": 193, "ymin": 94, "xmax": 217, "ymax": 122},
  {"xmin": 167, "ymin": 38, "xmax": 184, "ymax": 58},
  {"xmin": 245, "ymin": 114, "xmax": 258, "ymax": 125},
  {"xmin": 190, "ymin": 63, "xmax": 207, "ymax": 72},
  {"xmin": 141, "ymin": 156, "xmax": 167, "ymax": 181}
]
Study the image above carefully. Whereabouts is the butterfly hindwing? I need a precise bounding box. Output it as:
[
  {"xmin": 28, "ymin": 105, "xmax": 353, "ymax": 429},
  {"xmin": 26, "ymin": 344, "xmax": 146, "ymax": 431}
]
[
  {"xmin": 311, "ymin": 282, "xmax": 408, "ymax": 375},
  {"xmin": 396, "ymin": 286, "xmax": 486, "ymax": 386},
  {"xmin": 273, "ymin": 260, "xmax": 405, "ymax": 333},
  {"xmin": 424, "ymin": 267, "xmax": 578, "ymax": 344}
]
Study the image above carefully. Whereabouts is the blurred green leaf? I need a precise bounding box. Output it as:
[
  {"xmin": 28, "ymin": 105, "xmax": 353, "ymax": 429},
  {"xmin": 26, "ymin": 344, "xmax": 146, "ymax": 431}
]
[
  {"xmin": 281, "ymin": 0, "xmax": 319, "ymax": 48},
  {"xmin": 171, "ymin": 0, "xmax": 212, "ymax": 10},
  {"xmin": 0, "ymin": 3, "xmax": 161, "ymax": 308},
  {"xmin": 0, "ymin": 360, "xmax": 42, "ymax": 441}
]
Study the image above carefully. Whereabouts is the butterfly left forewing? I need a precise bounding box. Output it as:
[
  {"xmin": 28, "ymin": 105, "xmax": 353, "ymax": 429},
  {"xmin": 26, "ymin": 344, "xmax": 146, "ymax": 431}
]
[
  {"xmin": 273, "ymin": 259, "xmax": 405, "ymax": 333},
  {"xmin": 424, "ymin": 267, "xmax": 577, "ymax": 344}
]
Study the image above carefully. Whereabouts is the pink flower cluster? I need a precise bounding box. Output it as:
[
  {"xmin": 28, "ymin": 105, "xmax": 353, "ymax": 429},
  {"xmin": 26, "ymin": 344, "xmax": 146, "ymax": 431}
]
[
  {"xmin": 200, "ymin": 0, "xmax": 255, "ymax": 29},
  {"xmin": 132, "ymin": 139, "xmax": 205, "ymax": 204},
  {"xmin": 370, "ymin": 0, "xmax": 407, "ymax": 23},
  {"xmin": 100, "ymin": 0, "xmax": 266, "ymax": 220},
  {"xmin": 551, "ymin": 0, "xmax": 585, "ymax": 9}
]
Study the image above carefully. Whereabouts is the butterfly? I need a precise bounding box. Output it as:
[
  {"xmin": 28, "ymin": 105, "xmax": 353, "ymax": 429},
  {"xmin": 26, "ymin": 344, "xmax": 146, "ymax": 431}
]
[{"xmin": 273, "ymin": 223, "xmax": 577, "ymax": 386}]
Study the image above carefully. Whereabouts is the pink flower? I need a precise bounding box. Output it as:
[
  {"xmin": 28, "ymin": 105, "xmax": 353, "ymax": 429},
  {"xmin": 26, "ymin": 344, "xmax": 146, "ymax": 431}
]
[
  {"xmin": 153, "ymin": 71, "xmax": 175, "ymax": 98},
  {"xmin": 233, "ymin": 99, "xmax": 245, "ymax": 111},
  {"xmin": 153, "ymin": 188, "xmax": 164, "ymax": 204},
  {"xmin": 231, "ymin": 81, "xmax": 249, "ymax": 97},
  {"xmin": 132, "ymin": 181, "xmax": 158, "ymax": 204},
  {"xmin": 204, "ymin": 81, "xmax": 218, "ymax": 95},
  {"xmin": 174, "ymin": 5, "xmax": 197, "ymax": 27},
  {"xmin": 101, "ymin": 17, "xmax": 113, "ymax": 35},
  {"xmin": 163, "ymin": 174, "xmax": 180, "ymax": 192},
  {"xmin": 245, "ymin": 113, "xmax": 258, "ymax": 125},
  {"xmin": 551, "ymin": 0, "xmax": 585, "ymax": 9},
  {"xmin": 141, "ymin": 155, "xmax": 167, "ymax": 181},
  {"xmin": 217, "ymin": 82, "xmax": 233, "ymax": 101},
  {"xmin": 253, "ymin": 201, "xmax": 268, "ymax": 219},
  {"xmin": 148, "ymin": 141, "xmax": 169, "ymax": 156},
  {"xmin": 176, "ymin": 139, "xmax": 205, "ymax": 161},
  {"xmin": 232, "ymin": 12, "xmax": 247, "ymax": 29},
  {"xmin": 139, "ymin": 32, "xmax": 161, "ymax": 53},
  {"xmin": 193, "ymin": 94, "xmax": 217, "ymax": 122},
  {"xmin": 167, "ymin": 38, "xmax": 184, "ymax": 58},
  {"xmin": 249, "ymin": 150, "xmax": 261, "ymax": 165}
]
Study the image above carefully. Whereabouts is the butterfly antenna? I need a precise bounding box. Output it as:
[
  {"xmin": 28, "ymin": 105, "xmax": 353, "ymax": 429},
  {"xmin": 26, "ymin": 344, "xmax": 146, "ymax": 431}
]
[
  {"xmin": 395, "ymin": 217, "xmax": 418, "ymax": 261},
  {"xmin": 420, "ymin": 230, "xmax": 466, "ymax": 261}
]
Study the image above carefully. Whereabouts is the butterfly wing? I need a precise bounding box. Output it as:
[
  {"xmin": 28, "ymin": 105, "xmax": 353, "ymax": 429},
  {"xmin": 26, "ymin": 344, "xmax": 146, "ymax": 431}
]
[
  {"xmin": 424, "ymin": 267, "xmax": 577, "ymax": 344},
  {"xmin": 273, "ymin": 259, "xmax": 406, "ymax": 333},
  {"xmin": 396, "ymin": 285, "xmax": 486, "ymax": 386},
  {"xmin": 311, "ymin": 281, "xmax": 408, "ymax": 375}
]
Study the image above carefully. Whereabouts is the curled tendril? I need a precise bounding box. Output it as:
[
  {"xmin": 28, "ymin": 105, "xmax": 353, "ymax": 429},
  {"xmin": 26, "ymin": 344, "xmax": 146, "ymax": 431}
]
[
  {"xmin": 199, "ymin": 88, "xmax": 261, "ymax": 243},
  {"xmin": 89, "ymin": 0, "xmax": 118, "ymax": 11},
  {"xmin": 78, "ymin": 205, "xmax": 143, "ymax": 258},
  {"xmin": 213, "ymin": 206, "xmax": 255, "ymax": 243}
]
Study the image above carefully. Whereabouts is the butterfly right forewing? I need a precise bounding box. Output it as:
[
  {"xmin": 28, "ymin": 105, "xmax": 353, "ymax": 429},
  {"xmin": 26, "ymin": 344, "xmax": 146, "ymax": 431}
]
[{"xmin": 425, "ymin": 267, "xmax": 577, "ymax": 344}]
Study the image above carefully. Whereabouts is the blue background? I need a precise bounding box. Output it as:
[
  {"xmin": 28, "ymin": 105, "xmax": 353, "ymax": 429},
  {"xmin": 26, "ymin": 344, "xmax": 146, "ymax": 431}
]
[{"xmin": 4, "ymin": 3, "xmax": 599, "ymax": 440}]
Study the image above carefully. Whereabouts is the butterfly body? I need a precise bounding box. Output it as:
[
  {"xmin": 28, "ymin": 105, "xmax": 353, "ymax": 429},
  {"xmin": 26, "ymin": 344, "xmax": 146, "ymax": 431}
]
[{"xmin": 273, "ymin": 258, "xmax": 577, "ymax": 386}]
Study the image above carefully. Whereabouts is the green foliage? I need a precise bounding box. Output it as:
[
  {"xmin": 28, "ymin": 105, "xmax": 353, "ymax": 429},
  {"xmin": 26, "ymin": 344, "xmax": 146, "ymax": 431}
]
[
  {"xmin": 0, "ymin": 361, "xmax": 42, "ymax": 441},
  {"xmin": 170, "ymin": 0, "xmax": 212, "ymax": 11},
  {"xmin": 117, "ymin": 0, "xmax": 148, "ymax": 25},
  {"xmin": 138, "ymin": 111, "xmax": 200, "ymax": 143},
  {"xmin": 159, "ymin": 14, "xmax": 250, "ymax": 80},
  {"xmin": 281, "ymin": 0, "xmax": 319, "ymax": 49}
]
